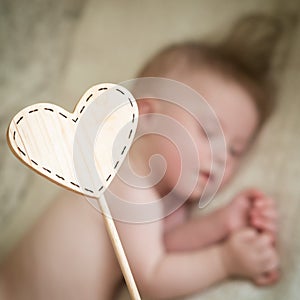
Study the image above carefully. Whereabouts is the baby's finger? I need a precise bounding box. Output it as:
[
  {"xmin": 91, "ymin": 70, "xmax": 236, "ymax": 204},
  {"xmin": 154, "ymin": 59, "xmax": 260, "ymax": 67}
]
[
  {"xmin": 260, "ymin": 209, "xmax": 278, "ymax": 221},
  {"xmin": 264, "ymin": 251, "xmax": 279, "ymax": 272},
  {"xmin": 256, "ymin": 246, "xmax": 279, "ymax": 274},
  {"xmin": 254, "ymin": 197, "xmax": 276, "ymax": 209},
  {"xmin": 251, "ymin": 207, "xmax": 278, "ymax": 220},
  {"xmin": 254, "ymin": 200, "xmax": 270, "ymax": 209},
  {"xmin": 254, "ymin": 274, "xmax": 273, "ymax": 286},
  {"xmin": 250, "ymin": 213, "xmax": 277, "ymax": 226},
  {"xmin": 269, "ymin": 269, "xmax": 280, "ymax": 283},
  {"xmin": 254, "ymin": 270, "xmax": 280, "ymax": 286},
  {"xmin": 250, "ymin": 210, "xmax": 278, "ymax": 231},
  {"xmin": 251, "ymin": 217, "xmax": 277, "ymax": 233}
]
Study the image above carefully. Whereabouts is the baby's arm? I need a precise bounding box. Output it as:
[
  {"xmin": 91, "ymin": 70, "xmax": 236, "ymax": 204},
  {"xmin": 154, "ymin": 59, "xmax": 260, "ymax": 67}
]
[
  {"xmin": 163, "ymin": 205, "xmax": 231, "ymax": 252},
  {"xmin": 110, "ymin": 180, "xmax": 227, "ymax": 298},
  {"xmin": 113, "ymin": 185, "xmax": 278, "ymax": 299},
  {"xmin": 164, "ymin": 192, "xmax": 250, "ymax": 252},
  {"xmin": 116, "ymin": 214, "xmax": 278, "ymax": 299},
  {"xmin": 116, "ymin": 217, "xmax": 227, "ymax": 299}
]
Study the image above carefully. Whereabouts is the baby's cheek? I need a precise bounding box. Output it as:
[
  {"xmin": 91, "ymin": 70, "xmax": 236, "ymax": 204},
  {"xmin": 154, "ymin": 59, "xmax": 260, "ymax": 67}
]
[
  {"xmin": 158, "ymin": 138, "xmax": 182, "ymax": 186},
  {"xmin": 166, "ymin": 147, "xmax": 182, "ymax": 183}
]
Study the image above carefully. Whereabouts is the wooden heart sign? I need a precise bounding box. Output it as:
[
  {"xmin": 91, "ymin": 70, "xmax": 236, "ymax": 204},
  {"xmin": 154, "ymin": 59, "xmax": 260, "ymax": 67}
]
[
  {"xmin": 6, "ymin": 83, "xmax": 141, "ymax": 300},
  {"xmin": 6, "ymin": 83, "xmax": 138, "ymax": 198}
]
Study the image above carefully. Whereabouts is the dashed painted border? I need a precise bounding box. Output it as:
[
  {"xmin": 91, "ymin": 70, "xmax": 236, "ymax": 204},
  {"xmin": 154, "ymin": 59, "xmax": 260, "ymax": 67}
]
[{"xmin": 11, "ymin": 86, "xmax": 136, "ymax": 195}]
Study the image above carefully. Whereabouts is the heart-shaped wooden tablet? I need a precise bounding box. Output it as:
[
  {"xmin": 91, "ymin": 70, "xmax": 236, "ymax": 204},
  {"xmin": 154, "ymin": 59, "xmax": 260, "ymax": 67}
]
[{"xmin": 6, "ymin": 83, "xmax": 139, "ymax": 198}]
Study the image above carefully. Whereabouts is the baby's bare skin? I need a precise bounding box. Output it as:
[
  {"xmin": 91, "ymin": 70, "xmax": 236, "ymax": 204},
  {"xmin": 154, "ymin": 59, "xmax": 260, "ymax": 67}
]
[
  {"xmin": 0, "ymin": 175, "xmax": 279, "ymax": 300},
  {"xmin": 1, "ymin": 191, "xmax": 122, "ymax": 300}
]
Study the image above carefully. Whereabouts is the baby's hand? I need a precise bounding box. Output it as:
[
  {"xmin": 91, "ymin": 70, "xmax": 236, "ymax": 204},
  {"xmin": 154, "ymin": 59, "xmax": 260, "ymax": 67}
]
[
  {"xmin": 225, "ymin": 188, "xmax": 256, "ymax": 233},
  {"xmin": 250, "ymin": 193, "xmax": 278, "ymax": 242},
  {"xmin": 221, "ymin": 228, "xmax": 279, "ymax": 285}
]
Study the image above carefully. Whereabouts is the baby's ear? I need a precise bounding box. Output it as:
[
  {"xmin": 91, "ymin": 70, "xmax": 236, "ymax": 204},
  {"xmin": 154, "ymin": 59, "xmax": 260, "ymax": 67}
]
[
  {"xmin": 137, "ymin": 98, "xmax": 161, "ymax": 131},
  {"xmin": 137, "ymin": 98, "xmax": 160, "ymax": 115}
]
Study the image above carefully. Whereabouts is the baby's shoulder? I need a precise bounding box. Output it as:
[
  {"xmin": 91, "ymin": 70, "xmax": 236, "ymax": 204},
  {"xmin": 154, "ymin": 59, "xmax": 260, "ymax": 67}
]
[{"xmin": 108, "ymin": 173, "xmax": 160, "ymax": 204}]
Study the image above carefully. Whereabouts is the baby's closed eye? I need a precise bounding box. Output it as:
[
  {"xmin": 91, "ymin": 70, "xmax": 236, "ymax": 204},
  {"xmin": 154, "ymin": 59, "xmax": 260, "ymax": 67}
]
[{"xmin": 228, "ymin": 145, "xmax": 245, "ymax": 158}]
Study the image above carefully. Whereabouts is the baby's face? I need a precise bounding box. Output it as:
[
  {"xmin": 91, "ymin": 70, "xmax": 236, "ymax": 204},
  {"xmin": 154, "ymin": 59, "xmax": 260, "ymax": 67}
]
[{"xmin": 155, "ymin": 69, "xmax": 259, "ymax": 200}]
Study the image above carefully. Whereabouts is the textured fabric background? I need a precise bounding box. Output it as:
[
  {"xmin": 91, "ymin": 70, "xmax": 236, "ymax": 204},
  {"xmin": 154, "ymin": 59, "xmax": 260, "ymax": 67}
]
[{"xmin": 0, "ymin": 1, "xmax": 299, "ymax": 299}]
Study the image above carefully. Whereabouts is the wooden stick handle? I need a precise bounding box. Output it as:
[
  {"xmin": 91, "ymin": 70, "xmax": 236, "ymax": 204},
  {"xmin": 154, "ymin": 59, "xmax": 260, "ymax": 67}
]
[{"xmin": 97, "ymin": 195, "xmax": 141, "ymax": 300}]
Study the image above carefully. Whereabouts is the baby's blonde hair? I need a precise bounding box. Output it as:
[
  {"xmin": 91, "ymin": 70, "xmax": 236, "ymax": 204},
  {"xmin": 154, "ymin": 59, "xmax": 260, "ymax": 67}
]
[{"xmin": 137, "ymin": 14, "xmax": 296, "ymax": 133}]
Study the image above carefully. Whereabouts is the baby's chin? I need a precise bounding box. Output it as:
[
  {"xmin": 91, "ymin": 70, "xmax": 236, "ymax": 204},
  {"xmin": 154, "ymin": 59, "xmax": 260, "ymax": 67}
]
[{"xmin": 187, "ymin": 179, "xmax": 219, "ymax": 203}]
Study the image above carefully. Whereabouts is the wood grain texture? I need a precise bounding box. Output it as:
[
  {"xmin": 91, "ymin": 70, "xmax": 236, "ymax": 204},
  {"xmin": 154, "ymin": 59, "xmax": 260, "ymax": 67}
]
[{"xmin": 6, "ymin": 83, "xmax": 138, "ymax": 198}]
